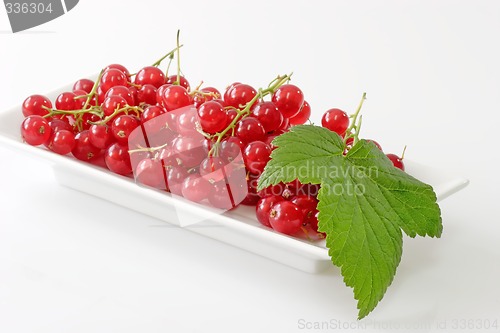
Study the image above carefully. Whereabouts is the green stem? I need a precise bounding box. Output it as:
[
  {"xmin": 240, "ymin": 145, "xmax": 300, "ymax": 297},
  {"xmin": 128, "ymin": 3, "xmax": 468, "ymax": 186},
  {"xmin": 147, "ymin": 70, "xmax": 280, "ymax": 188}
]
[
  {"xmin": 151, "ymin": 44, "xmax": 184, "ymax": 68},
  {"xmin": 344, "ymin": 92, "xmax": 366, "ymax": 146},
  {"xmin": 82, "ymin": 70, "xmax": 104, "ymax": 111},
  {"xmin": 176, "ymin": 30, "xmax": 181, "ymax": 85}
]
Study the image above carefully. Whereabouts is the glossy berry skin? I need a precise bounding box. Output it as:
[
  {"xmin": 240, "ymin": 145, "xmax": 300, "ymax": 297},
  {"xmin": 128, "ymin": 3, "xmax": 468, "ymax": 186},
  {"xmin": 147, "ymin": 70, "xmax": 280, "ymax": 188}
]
[
  {"xmin": 208, "ymin": 181, "xmax": 235, "ymax": 210},
  {"xmin": 103, "ymin": 64, "xmax": 130, "ymax": 78},
  {"xmin": 135, "ymin": 158, "xmax": 166, "ymax": 189},
  {"xmin": 193, "ymin": 87, "xmax": 221, "ymax": 108},
  {"xmin": 386, "ymin": 153, "xmax": 405, "ymax": 171},
  {"xmin": 290, "ymin": 195, "xmax": 318, "ymax": 217},
  {"xmin": 243, "ymin": 141, "xmax": 271, "ymax": 175},
  {"xmin": 137, "ymin": 84, "xmax": 157, "ymax": 105},
  {"xmin": 111, "ymin": 115, "xmax": 140, "ymax": 144},
  {"xmin": 22, "ymin": 95, "xmax": 52, "ymax": 117},
  {"xmin": 162, "ymin": 85, "xmax": 192, "ymax": 111},
  {"xmin": 256, "ymin": 195, "xmax": 284, "ymax": 227},
  {"xmin": 47, "ymin": 130, "xmax": 75, "ymax": 155},
  {"xmin": 55, "ymin": 91, "xmax": 77, "ymax": 111},
  {"xmin": 105, "ymin": 86, "xmax": 135, "ymax": 106},
  {"xmin": 199, "ymin": 156, "xmax": 226, "ymax": 183},
  {"xmin": 181, "ymin": 175, "xmax": 212, "ymax": 203},
  {"xmin": 251, "ymin": 101, "xmax": 283, "ymax": 133},
  {"xmin": 224, "ymin": 83, "xmax": 257, "ymax": 109},
  {"xmin": 271, "ymin": 84, "xmax": 304, "ymax": 119},
  {"xmin": 197, "ymin": 101, "xmax": 228, "ymax": 134},
  {"xmin": 322, "ymin": 108, "xmax": 349, "ymax": 136},
  {"xmin": 89, "ymin": 124, "xmax": 115, "ymax": 149},
  {"xmin": 100, "ymin": 69, "xmax": 128, "ymax": 94},
  {"xmin": 269, "ymin": 201, "xmax": 305, "ymax": 235},
  {"xmin": 72, "ymin": 130, "xmax": 102, "ymax": 162},
  {"xmin": 102, "ymin": 95, "xmax": 127, "ymax": 117},
  {"xmin": 366, "ymin": 139, "xmax": 383, "ymax": 151},
  {"xmin": 134, "ymin": 66, "xmax": 166, "ymax": 88},
  {"xmin": 105, "ymin": 143, "xmax": 132, "ymax": 175},
  {"xmin": 140, "ymin": 105, "xmax": 165, "ymax": 123},
  {"xmin": 235, "ymin": 117, "xmax": 266, "ymax": 145},
  {"xmin": 166, "ymin": 75, "xmax": 191, "ymax": 91},
  {"xmin": 219, "ymin": 136, "xmax": 244, "ymax": 162},
  {"xmin": 167, "ymin": 166, "xmax": 189, "ymax": 196},
  {"xmin": 21, "ymin": 115, "xmax": 52, "ymax": 146},
  {"xmin": 289, "ymin": 100, "xmax": 311, "ymax": 125},
  {"xmin": 72, "ymin": 78, "xmax": 94, "ymax": 93}
]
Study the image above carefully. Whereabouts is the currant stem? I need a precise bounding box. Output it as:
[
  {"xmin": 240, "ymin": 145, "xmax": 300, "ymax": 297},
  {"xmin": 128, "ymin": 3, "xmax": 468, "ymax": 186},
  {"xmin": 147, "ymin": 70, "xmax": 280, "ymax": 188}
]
[
  {"xmin": 176, "ymin": 30, "xmax": 181, "ymax": 86},
  {"xmin": 82, "ymin": 69, "xmax": 104, "ymax": 111},
  {"xmin": 344, "ymin": 92, "xmax": 366, "ymax": 146},
  {"xmin": 401, "ymin": 145, "xmax": 407, "ymax": 160},
  {"xmin": 151, "ymin": 44, "xmax": 184, "ymax": 68}
]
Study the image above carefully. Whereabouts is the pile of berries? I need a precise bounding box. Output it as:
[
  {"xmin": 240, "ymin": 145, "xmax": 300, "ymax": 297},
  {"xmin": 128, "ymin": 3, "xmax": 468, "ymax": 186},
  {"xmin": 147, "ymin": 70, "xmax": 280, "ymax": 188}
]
[{"xmin": 20, "ymin": 47, "xmax": 405, "ymax": 241}]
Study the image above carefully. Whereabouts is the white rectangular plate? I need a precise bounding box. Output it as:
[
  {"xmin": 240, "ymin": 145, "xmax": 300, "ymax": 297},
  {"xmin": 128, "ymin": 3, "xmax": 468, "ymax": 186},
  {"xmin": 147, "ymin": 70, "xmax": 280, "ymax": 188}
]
[{"xmin": 0, "ymin": 84, "xmax": 469, "ymax": 273}]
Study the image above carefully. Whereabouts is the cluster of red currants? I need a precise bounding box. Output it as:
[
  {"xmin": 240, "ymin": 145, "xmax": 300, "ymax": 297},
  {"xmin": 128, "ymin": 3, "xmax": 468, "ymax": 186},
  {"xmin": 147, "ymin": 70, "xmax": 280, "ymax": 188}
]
[{"xmin": 19, "ymin": 56, "xmax": 404, "ymax": 241}]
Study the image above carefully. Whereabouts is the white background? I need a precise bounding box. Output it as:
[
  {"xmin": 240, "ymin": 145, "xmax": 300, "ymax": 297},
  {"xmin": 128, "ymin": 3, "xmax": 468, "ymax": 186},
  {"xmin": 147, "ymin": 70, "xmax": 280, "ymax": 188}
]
[{"xmin": 1, "ymin": 1, "xmax": 499, "ymax": 332}]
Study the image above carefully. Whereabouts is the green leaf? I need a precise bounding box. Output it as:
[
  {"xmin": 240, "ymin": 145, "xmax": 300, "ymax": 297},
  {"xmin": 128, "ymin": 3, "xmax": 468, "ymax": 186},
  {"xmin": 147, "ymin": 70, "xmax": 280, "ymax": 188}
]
[{"xmin": 258, "ymin": 125, "xmax": 442, "ymax": 319}]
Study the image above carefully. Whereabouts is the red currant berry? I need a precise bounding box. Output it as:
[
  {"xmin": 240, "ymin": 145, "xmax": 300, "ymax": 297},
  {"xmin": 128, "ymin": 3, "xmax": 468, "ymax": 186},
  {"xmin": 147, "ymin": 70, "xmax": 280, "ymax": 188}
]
[
  {"xmin": 103, "ymin": 64, "xmax": 130, "ymax": 79},
  {"xmin": 105, "ymin": 85, "xmax": 135, "ymax": 106},
  {"xmin": 55, "ymin": 91, "xmax": 77, "ymax": 111},
  {"xmin": 235, "ymin": 117, "xmax": 266, "ymax": 145},
  {"xmin": 219, "ymin": 136, "xmax": 243, "ymax": 162},
  {"xmin": 256, "ymin": 195, "xmax": 284, "ymax": 227},
  {"xmin": 72, "ymin": 78, "xmax": 94, "ymax": 93},
  {"xmin": 134, "ymin": 66, "xmax": 166, "ymax": 88},
  {"xmin": 101, "ymin": 95, "xmax": 127, "ymax": 117},
  {"xmin": 197, "ymin": 101, "xmax": 228, "ymax": 134},
  {"xmin": 181, "ymin": 175, "xmax": 211, "ymax": 203},
  {"xmin": 137, "ymin": 84, "xmax": 157, "ymax": 105},
  {"xmin": 322, "ymin": 108, "xmax": 349, "ymax": 136},
  {"xmin": 100, "ymin": 68, "xmax": 128, "ymax": 94},
  {"xmin": 105, "ymin": 143, "xmax": 132, "ymax": 175},
  {"xmin": 162, "ymin": 85, "xmax": 192, "ymax": 111},
  {"xmin": 289, "ymin": 100, "xmax": 311, "ymax": 126},
  {"xmin": 167, "ymin": 166, "xmax": 189, "ymax": 195},
  {"xmin": 47, "ymin": 130, "xmax": 75, "ymax": 155},
  {"xmin": 271, "ymin": 84, "xmax": 304, "ymax": 118},
  {"xmin": 140, "ymin": 105, "xmax": 165, "ymax": 123},
  {"xmin": 290, "ymin": 195, "xmax": 318, "ymax": 217},
  {"xmin": 111, "ymin": 115, "xmax": 140, "ymax": 144},
  {"xmin": 269, "ymin": 201, "xmax": 304, "ymax": 235},
  {"xmin": 225, "ymin": 83, "xmax": 257, "ymax": 109},
  {"xmin": 193, "ymin": 87, "xmax": 221, "ymax": 108},
  {"xmin": 223, "ymin": 82, "xmax": 242, "ymax": 102},
  {"xmin": 386, "ymin": 153, "xmax": 405, "ymax": 171},
  {"xmin": 89, "ymin": 124, "xmax": 115, "ymax": 149},
  {"xmin": 243, "ymin": 141, "xmax": 271, "ymax": 175},
  {"xmin": 22, "ymin": 95, "xmax": 52, "ymax": 117},
  {"xmin": 166, "ymin": 75, "xmax": 191, "ymax": 91},
  {"xmin": 21, "ymin": 115, "xmax": 52, "ymax": 146},
  {"xmin": 251, "ymin": 101, "xmax": 283, "ymax": 133},
  {"xmin": 135, "ymin": 158, "xmax": 166, "ymax": 189},
  {"xmin": 208, "ymin": 181, "xmax": 235, "ymax": 210},
  {"xmin": 72, "ymin": 130, "xmax": 102, "ymax": 162}
]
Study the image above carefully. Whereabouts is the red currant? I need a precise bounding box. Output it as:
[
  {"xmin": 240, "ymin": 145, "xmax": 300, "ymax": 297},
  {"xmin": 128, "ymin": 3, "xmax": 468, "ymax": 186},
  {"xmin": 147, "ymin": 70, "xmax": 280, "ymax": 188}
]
[
  {"xmin": 22, "ymin": 95, "xmax": 52, "ymax": 117},
  {"xmin": 256, "ymin": 195, "xmax": 284, "ymax": 227},
  {"xmin": 134, "ymin": 66, "xmax": 166, "ymax": 88},
  {"xmin": 386, "ymin": 153, "xmax": 405, "ymax": 171},
  {"xmin": 100, "ymin": 68, "xmax": 128, "ymax": 94},
  {"xmin": 251, "ymin": 101, "xmax": 283, "ymax": 133},
  {"xmin": 322, "ymin": 108, "xmax": 349, "ymax": 136},
  {"xmin": 111, "ymin": 115, "xmax": 140, "ymax": 144},
  {"xmin": 181, "ymin": 175, "xmax": 211, "ymax": 203},
  {"xmin": 21, "ymin": 115, "xmax": 52, "ymax": 146},
  {"xmin": 72, "ymin": 78, "xmax": 94, "ymax": 93},
  {"xmin": 72, "ymin": 130, "xmax": 102, "ymax": 162},
  {"xmin": 104, "ymin": 143, "xmax": 132, "ymax": 175},
  {"xmin": 47, "ymin": 130, "xmax": 75, "ymax": 155},
  {"xmin": 235, "ymin": 117, "xmax": 266, "ymax": 145},
  {"xmin": 269, "ymin": 201, "xmax": 304, "ymax": 235},
  {"xmin": 162, "ymin": 85, "xmax": 192, "ymax": 111},
  {"xmin": 243, "ymin": 141, "xmax": 271, "ymax": 175},
  {"xmin": 166, "ymin": 75, "xmax": 191, "ymax": 91},
  {"xmin": 197, "ymin": 101, "xmax": 228, "ymax": 134},
  {"xmin": 289, "ymin": 100, "xmax": 311, "ymax": 125},
  {"xmin": 271, "ymin": 84, "xmax": 304, "ymax": 118},
  {"xmin": 225, "ymin": 83, "xmax": 257, "ymax": 109}
]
